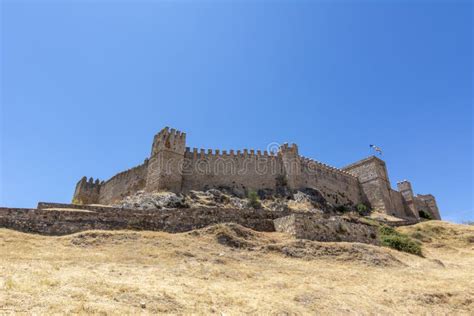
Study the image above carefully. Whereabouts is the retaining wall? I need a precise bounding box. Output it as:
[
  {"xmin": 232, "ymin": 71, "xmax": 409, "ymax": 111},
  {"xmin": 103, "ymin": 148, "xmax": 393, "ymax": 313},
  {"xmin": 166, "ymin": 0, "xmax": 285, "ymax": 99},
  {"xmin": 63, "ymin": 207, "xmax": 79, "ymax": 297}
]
[
  {"xmin": 274, "ymin": 214, "xmax": 380, "ymax": 245},
  {"xmin": 0, "ymin": 206, "xmax": 289, "ymax": 236}
]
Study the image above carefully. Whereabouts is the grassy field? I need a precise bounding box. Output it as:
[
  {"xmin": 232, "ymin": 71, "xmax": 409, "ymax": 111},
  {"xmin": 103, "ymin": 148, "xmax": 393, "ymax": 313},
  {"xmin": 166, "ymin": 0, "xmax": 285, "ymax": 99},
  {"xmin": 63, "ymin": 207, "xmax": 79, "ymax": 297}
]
[{"xmin": 1, "ymin": 221, "xmax": 473, "ymax": 314}]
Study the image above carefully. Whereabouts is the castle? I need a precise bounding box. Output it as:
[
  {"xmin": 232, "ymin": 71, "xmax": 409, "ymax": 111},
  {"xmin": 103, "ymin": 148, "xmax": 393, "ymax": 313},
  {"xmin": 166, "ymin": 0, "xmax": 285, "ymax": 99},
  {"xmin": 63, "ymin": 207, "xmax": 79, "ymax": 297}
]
[{"xmin": 73, "ymin": 127, "xmax": 441, "ymax": 220}]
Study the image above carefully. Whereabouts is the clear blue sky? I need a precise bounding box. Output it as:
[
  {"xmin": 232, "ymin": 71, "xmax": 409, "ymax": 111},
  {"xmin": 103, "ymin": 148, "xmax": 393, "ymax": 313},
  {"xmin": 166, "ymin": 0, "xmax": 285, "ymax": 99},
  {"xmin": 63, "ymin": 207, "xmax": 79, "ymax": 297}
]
[{"xmin": 1, "ymin": 1, "xmax": 472, "ymax": 222}]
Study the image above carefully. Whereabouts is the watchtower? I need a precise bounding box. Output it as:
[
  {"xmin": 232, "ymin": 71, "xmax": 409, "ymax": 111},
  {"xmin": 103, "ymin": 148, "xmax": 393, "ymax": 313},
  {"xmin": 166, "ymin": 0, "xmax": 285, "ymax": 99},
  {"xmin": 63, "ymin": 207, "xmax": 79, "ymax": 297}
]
[
  {"xmin": 279, "ymin": 143, "xmax": 301, "ymax": 190},
  {"xmin": 72, "ymin": 176, "xmax": 101, "ymax": 204},
  {"xmin": 145, "ymin": 127, "xmax": 186, "ymax": 193},
  {"xmin": 397, "ymin": 180, "xmax": 414, "ymax": 201}
]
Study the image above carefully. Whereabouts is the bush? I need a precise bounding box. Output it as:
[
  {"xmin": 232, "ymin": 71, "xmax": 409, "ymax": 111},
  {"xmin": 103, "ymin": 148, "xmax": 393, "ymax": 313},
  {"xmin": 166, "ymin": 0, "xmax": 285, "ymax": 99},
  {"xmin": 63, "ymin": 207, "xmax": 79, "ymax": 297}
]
[
  {"xmin": 418, "ymin": 210, "xmax": 433, "ymax": 220},
  {"xmin": 72, "ymin": 197, "xmax": 83, "ymax": 205},
  {"xmin": 379, "ymin": 225, "xmax": 422, "ymax": 256},
  {"xmin": 247, "ymin": 190, "xmax": 262, "ymax": 209},
  {"xmin": 356, "ymin": 203, "xmax": 369, "ymax": 215}
]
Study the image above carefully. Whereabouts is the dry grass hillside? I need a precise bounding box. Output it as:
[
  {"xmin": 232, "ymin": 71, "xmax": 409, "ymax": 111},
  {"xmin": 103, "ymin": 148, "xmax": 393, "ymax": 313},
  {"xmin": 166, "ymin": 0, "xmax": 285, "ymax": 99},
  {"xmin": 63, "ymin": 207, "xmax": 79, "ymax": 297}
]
[{"xmin": 1, "ymin": 221, "xmax": 473, "ymax": 314}]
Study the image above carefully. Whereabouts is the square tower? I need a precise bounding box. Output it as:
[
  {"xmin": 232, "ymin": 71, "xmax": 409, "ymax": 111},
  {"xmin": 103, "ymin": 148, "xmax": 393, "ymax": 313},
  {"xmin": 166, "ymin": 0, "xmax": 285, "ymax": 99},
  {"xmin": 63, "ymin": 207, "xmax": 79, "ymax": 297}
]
[
  {"xmin": 343, "ymin": 156, "xmax": 394, "ymax": 214},
  {"xmin": 145, "ymin": 127, "xmax": 186, "ymax": 193}
]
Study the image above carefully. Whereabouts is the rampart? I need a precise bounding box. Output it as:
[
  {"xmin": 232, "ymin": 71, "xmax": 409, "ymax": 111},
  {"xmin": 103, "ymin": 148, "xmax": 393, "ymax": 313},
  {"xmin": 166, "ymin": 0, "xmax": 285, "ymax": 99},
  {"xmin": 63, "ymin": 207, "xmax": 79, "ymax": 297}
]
[
  {"xmin": 181, "ymin": 147, "xmax": 283, "ymax": 196},
  {"xmin": 99, "ymin": 161, "xmax": 149, "ymax": 204},
  {"xmin": 72, "ymin": 127, "xmax": 441, "ymax": 220},
  {"xmin": 299, "ymin": 157, "xmax": 363, "ymax": 206}
]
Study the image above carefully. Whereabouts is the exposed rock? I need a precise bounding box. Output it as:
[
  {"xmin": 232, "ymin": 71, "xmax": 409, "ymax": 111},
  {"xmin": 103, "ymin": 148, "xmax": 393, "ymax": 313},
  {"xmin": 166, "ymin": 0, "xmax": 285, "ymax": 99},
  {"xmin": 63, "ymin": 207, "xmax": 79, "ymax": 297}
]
[
  {"xmin": 257, "ymin": 188, "xmax": 275, "ymax": 200},
  {"xmin": 114, "ymin": 191, "xmax": 188, "ymax": 210},
  {"xmin": 112, "ymin": 187, "xmax": 333, "ymax": 214},
  {"xmin": 267, "ymin": 201, "xmax": 291, "ymax": 213},
  {"xmin": 293, "ymin": 188, "xmax": 331, "ymax": 212},
  {"xmin": 229, "ymin": 197, "xmax": 246, "ymax": 209}
]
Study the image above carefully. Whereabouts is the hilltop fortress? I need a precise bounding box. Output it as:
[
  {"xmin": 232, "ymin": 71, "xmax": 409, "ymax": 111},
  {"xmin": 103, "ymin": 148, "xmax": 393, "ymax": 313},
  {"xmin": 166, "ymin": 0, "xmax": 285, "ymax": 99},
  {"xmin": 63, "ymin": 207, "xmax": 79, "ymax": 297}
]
[{"xmin": 73, "ymin": 127, "xmax": 441, "ymax": 221}]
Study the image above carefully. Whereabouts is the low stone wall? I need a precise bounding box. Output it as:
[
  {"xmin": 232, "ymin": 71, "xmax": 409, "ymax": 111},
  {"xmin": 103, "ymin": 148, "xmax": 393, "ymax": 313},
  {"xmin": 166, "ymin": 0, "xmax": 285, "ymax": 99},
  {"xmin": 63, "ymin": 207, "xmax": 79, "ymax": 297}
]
[
  {"xmin": 274, "ymin": 214, "xmax": 380, "ymax": 245},
  {"xmin": 0, "ymin": 206, "xmax": 289, "ymax": 236},
  {"xmin": 37, "ymin": 202, "xmax": 120, "ymax": 212},
  {"xmin": 383, "ymin": 219, "xmax": 420, "ymax": 227}
]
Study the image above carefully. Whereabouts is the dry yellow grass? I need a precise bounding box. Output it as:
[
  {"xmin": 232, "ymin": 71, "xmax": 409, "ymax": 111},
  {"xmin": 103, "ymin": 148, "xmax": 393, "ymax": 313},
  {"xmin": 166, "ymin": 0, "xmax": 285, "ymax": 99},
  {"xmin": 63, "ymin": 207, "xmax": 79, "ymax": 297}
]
[{"xmin": 0, "ymin": 220, "xmax": 473, "ymax": 314}]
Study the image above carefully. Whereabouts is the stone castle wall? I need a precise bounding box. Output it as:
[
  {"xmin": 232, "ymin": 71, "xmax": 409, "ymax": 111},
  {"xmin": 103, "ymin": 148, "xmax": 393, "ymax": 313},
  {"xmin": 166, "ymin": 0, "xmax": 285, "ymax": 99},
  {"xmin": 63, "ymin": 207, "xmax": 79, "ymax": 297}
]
[
  {"xmin": 99, "ymin": 161, "xmax": 149, "ymax": 205},
  {"xmin": 73, "ymin": 177, "xmax": 101, "ymax": 204},
  {"xmin": 72, "ymin": 127, "xmax": 440, "ymax": 220},
  {"xmin": 299, "ymin": 158, "xmax": 363, "ymax": 206},
  {"xmin": 413, "ymin": 195, "xmax": 441, "ymax": 220},
  {"xmin": 342, "ymin": 157, "xmax": 394, "ymax": 214},
  {"xmin": 181, "ymin": 148, "xmax": 283, "ymax": 195}
]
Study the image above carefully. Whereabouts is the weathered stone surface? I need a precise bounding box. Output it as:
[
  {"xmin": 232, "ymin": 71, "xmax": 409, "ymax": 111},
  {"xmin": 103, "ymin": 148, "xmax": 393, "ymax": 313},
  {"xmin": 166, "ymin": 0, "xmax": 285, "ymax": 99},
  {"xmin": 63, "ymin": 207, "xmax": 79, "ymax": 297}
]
[
  {"xmin": 0, "ymin": 204, "xmax": 290, "ymax": 236},
  {"xmin": 72, "ymin": 127, "xmax": 440, "ymax": 220},
  {"xmin": 114, "ymin": 191, "xmax": 188, "ymax": 210},
  {"xmin": 293, "ymin": 188, "xmax": 331, "ymax": 211},
  {"xmin": 274, "ymin": 214, "xmax": 380, "ymax": 245}
]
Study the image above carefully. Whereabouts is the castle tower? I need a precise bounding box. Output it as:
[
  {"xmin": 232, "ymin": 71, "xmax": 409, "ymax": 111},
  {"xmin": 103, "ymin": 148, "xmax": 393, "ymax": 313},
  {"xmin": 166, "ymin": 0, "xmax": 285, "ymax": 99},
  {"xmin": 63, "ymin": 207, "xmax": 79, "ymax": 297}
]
[
  {"xmin": 145, "ymin": 127, "xmax": 186, "ymax": 193},
  {"xmin": 279, "ymin": 143, "xmax": 301, "ymax": 190},
  {"xmin": 397, "ymin": 180, "xmax": 414, "ymax": 201},
  {"xmin": 417, "ymin": 194, "xmax": 441, "ymax": 220},
  {"xmin": 397, "ymin": 180, "xmax": 419, "ymax": 219},
  {"xmin": 343, "ymin": 156, "xmax": 395, "ymax": 214},
  {"xmin": 72, "ymin": 176, "xmax": 101, "ymax": 204}
]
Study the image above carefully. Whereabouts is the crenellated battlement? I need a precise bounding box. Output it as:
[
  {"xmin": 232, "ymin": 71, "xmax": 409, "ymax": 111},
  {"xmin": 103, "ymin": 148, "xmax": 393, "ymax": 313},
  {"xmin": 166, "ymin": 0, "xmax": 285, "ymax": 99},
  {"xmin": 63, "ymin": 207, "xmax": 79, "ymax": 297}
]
[
  {"xmin": 73, "ymin": 176, "xmax": 102, "ymax": 204},
  {"xmin": 279, "ymin": 143, "xmax": 298, "ymax": 154},
  {"xmin": 300, "ymin": 156, "xmax": 357, "ymax": 180},
  {"xmin": 151, "ymin": 126, "xmax": 186, "ymax": 157},
  {"xmin": 101, "ymin": 160, "xmax": 149, "ymax": 186},
  {"xmin": 72, "ymin": 126, "xmax": 440, "ymax": 220},
  {"xmin": 184, "ymin": 147, "xmax": 279, "ymax": 159}
]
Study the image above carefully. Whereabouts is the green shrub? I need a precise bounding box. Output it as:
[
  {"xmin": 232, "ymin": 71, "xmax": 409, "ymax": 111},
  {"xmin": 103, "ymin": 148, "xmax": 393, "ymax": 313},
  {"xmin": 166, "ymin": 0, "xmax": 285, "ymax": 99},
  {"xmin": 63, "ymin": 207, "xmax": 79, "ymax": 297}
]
[
  {"xmin": 378, "ymin": 225, "xmax": 422, "ymax": 256},
  {"xmin": 72, "ymin": 197, "xmax": 83, "ymax": 205},
  {"xmin": 247, "ymin": 190, "xmax": 262, "ymax": 209},
  {"xmin": 356, "ymin": 203, "xmax": 369, "ymax": 215}
]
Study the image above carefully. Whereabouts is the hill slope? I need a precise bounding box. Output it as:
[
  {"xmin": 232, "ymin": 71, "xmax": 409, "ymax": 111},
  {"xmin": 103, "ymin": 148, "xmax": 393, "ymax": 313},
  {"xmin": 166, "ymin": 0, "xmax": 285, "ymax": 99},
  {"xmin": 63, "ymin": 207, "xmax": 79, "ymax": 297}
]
[{"xmin": 0, "ymin": 221, "xmax": 473, "ymax": 314}]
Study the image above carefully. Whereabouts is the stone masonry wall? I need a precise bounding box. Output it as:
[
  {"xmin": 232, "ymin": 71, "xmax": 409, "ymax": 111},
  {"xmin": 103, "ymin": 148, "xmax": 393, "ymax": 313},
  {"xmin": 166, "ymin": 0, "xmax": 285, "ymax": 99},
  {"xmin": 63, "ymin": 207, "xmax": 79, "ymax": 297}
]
[
  {"xmin": 73, "ymin": 177, "xmax": 101, "ymax": 204},
  {"xmin": 0, "ymin": 205, "xmax": 289, "ymax": 236},
  {"xmin": 72, "ymin": 127, "xmax": 440, "ymax": 220},
  {"xmin": 181, "ymin": 149, "xmax": 283, "ymax": 196},
  {"xmin": 389, "ymin": 189, "xmax": 409, "ymax": 217},
  {"xmin": 416, "ymin": 194, "xmax": 441, "ymax": 220},
  {"xmin": 299, "ymin": 157, "xmax": 364, "ymax": 206},
  {"xmin": 274, "ymin": 214, "xmax": 379, "ymax": 245},
  {"xmin": 98, "ymin": 161, "xmax": 148, "ymax": 205},
  {"xmin": 343, "ymin": 157, "xmax": 398, "ymax": 215}
]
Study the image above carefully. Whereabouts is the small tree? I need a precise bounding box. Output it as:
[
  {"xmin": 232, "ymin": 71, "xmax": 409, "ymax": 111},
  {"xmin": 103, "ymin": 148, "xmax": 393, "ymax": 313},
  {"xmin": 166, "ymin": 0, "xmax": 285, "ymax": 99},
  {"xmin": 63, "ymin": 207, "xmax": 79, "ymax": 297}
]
[{"xmin": 247, "ymin": 190, "xmax": 262, "ymax": 209}]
